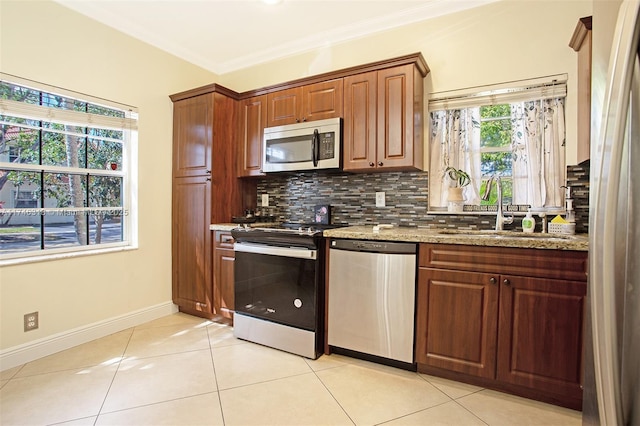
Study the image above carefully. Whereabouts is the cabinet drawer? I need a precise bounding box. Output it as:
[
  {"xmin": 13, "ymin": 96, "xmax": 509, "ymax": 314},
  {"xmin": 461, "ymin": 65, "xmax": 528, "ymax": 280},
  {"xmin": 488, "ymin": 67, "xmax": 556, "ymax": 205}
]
[
  {"xmin": 419, "ymin": 244, "xmax": 587, "ymax": 282},
  {"xmin": 215, "ymin": 231, "xmax": 235, "ymax": 249}
]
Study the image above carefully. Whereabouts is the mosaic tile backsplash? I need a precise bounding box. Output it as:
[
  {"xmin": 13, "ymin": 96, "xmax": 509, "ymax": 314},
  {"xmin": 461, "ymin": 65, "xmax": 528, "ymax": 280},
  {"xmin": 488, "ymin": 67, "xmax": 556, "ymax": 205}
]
[{"xmin": 255, "ymin": 165, "xmax": 590, "ymax": 233}]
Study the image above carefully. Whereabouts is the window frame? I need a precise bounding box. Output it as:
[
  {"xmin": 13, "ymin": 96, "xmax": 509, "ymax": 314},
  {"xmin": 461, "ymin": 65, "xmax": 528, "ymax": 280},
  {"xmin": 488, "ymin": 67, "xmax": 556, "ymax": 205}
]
[
  {"xmin": 427, "ymin": 75, "xmax": 567, "ymax": 214},
  {"xmin": 0, "ymin": 73, "xmax": 138, "ymax": 264}
]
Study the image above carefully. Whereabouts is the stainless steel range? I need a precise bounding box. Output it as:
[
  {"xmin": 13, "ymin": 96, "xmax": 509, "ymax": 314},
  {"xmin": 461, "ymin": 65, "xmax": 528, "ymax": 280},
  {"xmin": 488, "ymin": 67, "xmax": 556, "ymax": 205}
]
[{"xmin": 231, "ymin": 223, "xmax": 338, "ymax": 359}]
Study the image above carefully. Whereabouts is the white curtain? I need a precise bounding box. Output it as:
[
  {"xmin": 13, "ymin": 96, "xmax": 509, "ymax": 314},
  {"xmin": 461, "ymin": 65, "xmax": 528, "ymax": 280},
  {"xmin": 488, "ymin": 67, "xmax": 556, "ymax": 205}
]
[
  {"xmin": 429, "ymin": 108, "xmax": 481, "ymax": 208},
  {"xmin": 511, "ymin": 98, "xmax": 565, "ymax": 208}
]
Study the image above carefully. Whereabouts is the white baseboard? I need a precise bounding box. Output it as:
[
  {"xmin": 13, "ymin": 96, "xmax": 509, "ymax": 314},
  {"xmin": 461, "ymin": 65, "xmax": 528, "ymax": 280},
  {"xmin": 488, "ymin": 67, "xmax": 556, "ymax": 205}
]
[{"xmin": 0, "ymin": 302, "xmax": 178, "ymax": 372}]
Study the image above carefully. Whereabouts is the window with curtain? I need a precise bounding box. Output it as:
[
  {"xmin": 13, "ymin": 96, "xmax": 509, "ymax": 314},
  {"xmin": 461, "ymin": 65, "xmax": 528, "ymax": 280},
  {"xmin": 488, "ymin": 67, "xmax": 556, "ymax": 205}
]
[
  {"xmin": 0, "ymin": 74, "xmax": 138, "ymax": 261},
  {"xmin": 428, "ymin": 76, "xmax": 567, "ymax": 212}
]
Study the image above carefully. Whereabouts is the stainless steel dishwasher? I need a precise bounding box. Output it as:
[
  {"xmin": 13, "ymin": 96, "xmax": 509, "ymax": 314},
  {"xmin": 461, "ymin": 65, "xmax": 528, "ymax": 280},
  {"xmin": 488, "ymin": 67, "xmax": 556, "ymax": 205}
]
[{"xmin": 327, "ymin": 239, "xmax": 417, "ymax": 369}]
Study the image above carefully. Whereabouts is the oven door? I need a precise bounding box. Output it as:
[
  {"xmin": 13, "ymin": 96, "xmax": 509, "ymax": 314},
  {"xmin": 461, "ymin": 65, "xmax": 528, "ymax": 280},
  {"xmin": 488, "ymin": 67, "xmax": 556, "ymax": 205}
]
[{"xmin": 234, "ymin": 242, "xmax": 319, "ymax": 331}]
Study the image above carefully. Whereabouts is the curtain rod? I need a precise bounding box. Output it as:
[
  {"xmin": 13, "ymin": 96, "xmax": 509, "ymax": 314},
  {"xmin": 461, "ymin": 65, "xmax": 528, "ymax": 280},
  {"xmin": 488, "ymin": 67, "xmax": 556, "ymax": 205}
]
[{"xmin": 428, "ymin": 73, "xmax": 568, "ymax": 103}]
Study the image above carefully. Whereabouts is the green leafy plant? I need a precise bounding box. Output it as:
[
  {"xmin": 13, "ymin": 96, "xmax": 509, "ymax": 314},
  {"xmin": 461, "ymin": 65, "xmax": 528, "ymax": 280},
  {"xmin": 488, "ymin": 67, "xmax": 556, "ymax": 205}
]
[{"xmin": 445, "ymin": 166, "xmax": 471, "ymax": 188}]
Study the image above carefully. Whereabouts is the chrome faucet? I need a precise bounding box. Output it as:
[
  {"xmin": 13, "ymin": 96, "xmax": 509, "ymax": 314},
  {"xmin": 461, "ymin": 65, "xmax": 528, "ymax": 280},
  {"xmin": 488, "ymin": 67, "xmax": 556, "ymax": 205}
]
[{"xmin": 481, "ymin": 175, "xmax": 514, "ymax": 231}]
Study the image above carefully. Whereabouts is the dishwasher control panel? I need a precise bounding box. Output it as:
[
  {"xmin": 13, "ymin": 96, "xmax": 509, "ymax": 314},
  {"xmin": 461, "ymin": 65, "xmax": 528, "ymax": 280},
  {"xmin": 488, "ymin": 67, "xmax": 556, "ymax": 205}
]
[{"xmin": 330, "ymin": 239, "xmax": 415, "ymax": 254}]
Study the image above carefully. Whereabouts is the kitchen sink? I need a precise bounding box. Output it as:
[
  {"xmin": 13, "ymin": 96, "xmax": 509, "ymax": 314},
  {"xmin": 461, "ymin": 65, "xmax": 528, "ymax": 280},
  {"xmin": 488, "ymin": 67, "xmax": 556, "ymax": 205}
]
[{"xmin": 436, "ymin": 229, "xmax": 577, "ymax": 239}]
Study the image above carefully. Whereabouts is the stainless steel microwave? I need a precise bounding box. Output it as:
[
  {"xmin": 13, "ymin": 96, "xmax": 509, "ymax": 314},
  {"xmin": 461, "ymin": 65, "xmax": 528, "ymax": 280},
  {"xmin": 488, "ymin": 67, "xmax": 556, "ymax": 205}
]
[{"xmin": 263, "ymin": 117, "xmax": 341, "ymax": 173}]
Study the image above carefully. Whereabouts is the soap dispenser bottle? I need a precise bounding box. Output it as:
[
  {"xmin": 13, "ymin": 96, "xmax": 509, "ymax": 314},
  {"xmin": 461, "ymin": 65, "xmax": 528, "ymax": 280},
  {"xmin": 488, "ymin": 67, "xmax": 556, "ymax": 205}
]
[{"xmin": 522, "ymin": 210, "xmax": 535, "ymax": 233}]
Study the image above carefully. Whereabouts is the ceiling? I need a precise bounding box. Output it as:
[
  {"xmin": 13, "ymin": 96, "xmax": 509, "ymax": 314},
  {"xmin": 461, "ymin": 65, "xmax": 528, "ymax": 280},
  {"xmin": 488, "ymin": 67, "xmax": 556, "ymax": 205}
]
[{"xmin": 54, "ymin": 0, "xmax": 498, "ymax": 75}]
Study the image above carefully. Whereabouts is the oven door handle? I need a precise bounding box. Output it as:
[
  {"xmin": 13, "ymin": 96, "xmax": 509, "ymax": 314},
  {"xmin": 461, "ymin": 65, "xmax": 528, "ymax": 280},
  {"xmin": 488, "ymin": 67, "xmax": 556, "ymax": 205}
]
[{"xmin": 234, "ymin": 242, "xmax": 317, "ymax": 260}]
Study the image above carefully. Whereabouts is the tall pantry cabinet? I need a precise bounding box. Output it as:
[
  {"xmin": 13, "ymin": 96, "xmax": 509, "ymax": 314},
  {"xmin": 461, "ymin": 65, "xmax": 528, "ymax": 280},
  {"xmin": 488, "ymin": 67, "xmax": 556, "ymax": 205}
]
[{"xmin": 170, "ymin": 85, "xmax": 241, "ymax": 319}]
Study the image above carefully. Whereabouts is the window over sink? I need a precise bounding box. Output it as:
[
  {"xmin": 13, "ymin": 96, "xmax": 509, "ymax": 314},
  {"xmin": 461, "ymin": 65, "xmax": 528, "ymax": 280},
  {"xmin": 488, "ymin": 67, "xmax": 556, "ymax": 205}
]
[{"xmin": 428, "ymin": 75, "xmax": 567, "ymax": 213}]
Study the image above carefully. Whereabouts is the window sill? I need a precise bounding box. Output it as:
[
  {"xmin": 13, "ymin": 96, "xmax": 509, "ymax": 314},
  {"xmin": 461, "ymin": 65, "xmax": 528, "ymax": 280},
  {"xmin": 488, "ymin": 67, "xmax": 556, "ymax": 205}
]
[{"xmin": 0, "ymin": 245, "xmax": 138, "ymax": 267}]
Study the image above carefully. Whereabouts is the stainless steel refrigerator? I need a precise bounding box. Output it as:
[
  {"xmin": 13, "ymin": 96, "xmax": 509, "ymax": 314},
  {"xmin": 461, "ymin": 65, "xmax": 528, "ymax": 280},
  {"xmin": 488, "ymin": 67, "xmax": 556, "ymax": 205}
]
[{"xmin": 585, "ymin": 0, "xmax": 640, "ymax": 424}]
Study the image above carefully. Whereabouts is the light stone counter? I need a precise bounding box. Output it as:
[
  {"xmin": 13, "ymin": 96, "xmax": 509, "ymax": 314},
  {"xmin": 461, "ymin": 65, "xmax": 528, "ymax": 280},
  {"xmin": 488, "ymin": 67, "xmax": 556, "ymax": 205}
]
[{"xmin": 322, "ymin": 226, "xmax": 588, "ymax": 251}]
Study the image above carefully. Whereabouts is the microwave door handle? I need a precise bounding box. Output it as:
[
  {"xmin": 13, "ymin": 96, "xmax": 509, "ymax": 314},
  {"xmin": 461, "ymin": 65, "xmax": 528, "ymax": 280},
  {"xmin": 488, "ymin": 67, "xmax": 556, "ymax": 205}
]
[{"xmin": 312, "ymin": 129, "xmax": 319, "ymax": 167}]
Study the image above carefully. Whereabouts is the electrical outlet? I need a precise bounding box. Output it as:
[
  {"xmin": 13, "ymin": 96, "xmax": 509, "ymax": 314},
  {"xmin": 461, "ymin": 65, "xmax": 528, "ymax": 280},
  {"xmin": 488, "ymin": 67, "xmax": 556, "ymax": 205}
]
[
  {"xmin": 261, "ymin": 194, "xmax": 269, "ymax": 207},
  {"xmin": 24, "ymin": 311, "xmax": 38, "ymax": 332},
  {"xmin": 375, "ymin": 192, "xmax": 386, "ymax": 207}
]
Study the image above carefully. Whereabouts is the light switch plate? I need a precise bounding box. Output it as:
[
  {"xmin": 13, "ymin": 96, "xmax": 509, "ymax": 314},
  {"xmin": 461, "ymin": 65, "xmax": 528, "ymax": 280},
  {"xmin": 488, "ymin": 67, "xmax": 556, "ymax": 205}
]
[
  {"xmin": 375, "ymin": 192, "xmax": 385, "ymax": 207},
  {"xmin": 261, "ymin": 194, "xmax": 269, "ymax": 207}
]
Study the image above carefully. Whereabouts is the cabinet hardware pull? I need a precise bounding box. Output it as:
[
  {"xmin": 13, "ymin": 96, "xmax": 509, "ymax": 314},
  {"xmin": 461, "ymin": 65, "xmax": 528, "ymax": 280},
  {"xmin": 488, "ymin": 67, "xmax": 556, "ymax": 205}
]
[
  {"xmin": 302, "ymin": 118, "xmax": 306, "ymax": 122},
  {"xmin": 206, "ymin": 178, "xmax": 211, "ymax": 181},
  {"xmin": 503, "ymin": 278, "xmax": 511, "ymax": 286},
  {"xmin": 489, "ymin": 277, "xmax": 497, "ymax": 284},
  {"xmin": 206, "ymin": 170, "xmax": 211, "ymax": 174},
  {"xmin": 369, "ymin": 162, "xmax": 375, "ymax": 167},
  {"xmin": 378, "ymin": 161, "xmax": 383, "ymax": 166}
]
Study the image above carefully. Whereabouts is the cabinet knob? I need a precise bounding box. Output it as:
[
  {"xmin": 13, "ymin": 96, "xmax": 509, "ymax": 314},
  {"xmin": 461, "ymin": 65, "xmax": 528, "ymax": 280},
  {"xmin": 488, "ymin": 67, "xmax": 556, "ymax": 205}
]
[
  {"xmin": 206, "ymin": 178, "xmax": 211, "ymax": 181},
  {"xmin": 503, "ymin": 278, "xmax": 511, "ymax": 286},
  {"xmin": 296, "ymin": 119, "xmax": 300, "ymax": 123},
  {"xmin": 378, "ymin": 161, "xmax": 383, "ymax": 167},
  {"xmin": 369, "ymin": 162, "xmax": 375, "ymax": 167},
  {"xmin": 489, "ymin": 277, "xmax": 497, "ymax": 284},
  {"xmin": 302, "ymin": 118, "xmax": 307, "ymax": 122},
  {"xmin": 206, "ymin": 170, "xmax": 211, "ymax": 174}
]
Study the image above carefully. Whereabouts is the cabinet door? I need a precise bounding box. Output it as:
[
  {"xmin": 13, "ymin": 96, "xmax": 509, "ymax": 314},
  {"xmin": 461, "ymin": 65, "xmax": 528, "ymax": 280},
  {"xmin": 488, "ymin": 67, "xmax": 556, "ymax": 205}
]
[
  {"xmin": 302, "ymin": 79, "xmax": 343, "ymax": 122},
  {"xmin": 377, "ymin": 64, "xmax": 417, "ymax": 170},
  {"xmin": 214, "ymin": 247, "xmax": 235, "ymax": 320},
  {"xmin": 416, "ymin": 268, "xmax": 499, "ymax": 379},
  {"xmin": 238, "ymin": 95, "xmax": 266, "ymax": 177},
  {"xmin": 343, "ymin": 72, "xmax": 377, "ymax": 171},
  {"xmin": 496, "ymin": 275, "xmax": 586, "ymax": 402},
  {"xmin": 172, "ymin": 177, "xmax": 212, "ymax": 314},
  {"xmin": 172, "ymin": 95, "xmax": 213, "ymax": 178},
  {"xmin": 267, "ymin": 87, "xmax": 302, "ymax": 127}
]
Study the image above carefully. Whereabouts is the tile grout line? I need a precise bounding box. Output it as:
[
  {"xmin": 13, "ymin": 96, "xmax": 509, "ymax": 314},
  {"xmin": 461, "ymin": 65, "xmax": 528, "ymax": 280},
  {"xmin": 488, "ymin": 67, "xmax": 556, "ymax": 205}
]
[
  {"xmin": 92, "ymin": 326, "xmax": 135, "ymax": 425},
  {"xmin": 207, "ymin": 324, "xmax": 228, "ymax": 426},
  {"xmin": 306, "ymin": 359, "xmax": 357, "ymax": 426}
]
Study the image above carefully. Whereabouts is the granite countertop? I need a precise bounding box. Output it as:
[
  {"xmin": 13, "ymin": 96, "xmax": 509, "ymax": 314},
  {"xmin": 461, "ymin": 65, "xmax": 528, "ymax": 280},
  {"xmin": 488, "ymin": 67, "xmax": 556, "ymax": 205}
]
[{"xmin": 322, "ymin": 226, "xmax": 589, "ymax": 251}]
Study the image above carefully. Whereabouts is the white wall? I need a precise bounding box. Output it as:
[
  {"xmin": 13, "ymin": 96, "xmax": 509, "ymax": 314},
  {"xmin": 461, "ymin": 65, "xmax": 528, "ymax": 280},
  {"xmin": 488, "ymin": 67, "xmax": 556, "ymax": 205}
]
[
  {"xmin": 0, "ymin": 0, "xmax": 216, "ymax": 357},
  {"xmin": 219, "ymin": 0, "xmax": 593, "ymax": 165}
]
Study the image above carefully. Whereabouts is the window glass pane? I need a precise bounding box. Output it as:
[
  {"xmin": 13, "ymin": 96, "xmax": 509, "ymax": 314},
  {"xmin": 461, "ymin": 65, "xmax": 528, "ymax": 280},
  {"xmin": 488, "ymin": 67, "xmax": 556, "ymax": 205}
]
[
  {"xmin": 42, "ymin": 173, "xmax": 86, "ymax": 208},
  {"xmin": 89, "ymin": 213, "xmax": 123, "ymax": 245},
  {"xmin": 481, "ymin": 152, "xmax": 512, "ymax": 176},
  {"xmin": 41, "ymin": 125, "xmax": 88, "ymax": 168},
  {"xmin": 0, "ymin": 82, "xmax": 40, "ymax": 104},
  {"xmin": 43, "ymin": 212, "xmax": 85, "ymax": 249},
  {"xmin": 1, "ymin": 123, "xmax": 41, "ymax": 165},
  {"xmin": 87, "ymin": 137, "xmax": 123, "ymax": 171},
  {"xmin": 0, "ymin": 222, "xmax": 41, "ymax": 255},
  {"xmin": 480, "ymin": 105, "xmax": 511, "ymax": 149},
  {"xmin": 479, "ymin": 178, "xmax": 513, "ymax": 205},
  {"xmin": 0, "ymin": 170, "xmax": 41, "ymax": 209},
  {"xmin": 89, "ymin": 175, "xmax": 122, "ymax": 208}
]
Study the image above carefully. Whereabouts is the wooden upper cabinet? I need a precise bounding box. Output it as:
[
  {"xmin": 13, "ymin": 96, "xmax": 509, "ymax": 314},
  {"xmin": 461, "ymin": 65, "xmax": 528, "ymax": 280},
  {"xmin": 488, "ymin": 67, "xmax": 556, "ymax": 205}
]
[
  {"xmin": 172, "ymin": 95, "xmax": 213, "ymax": 178},
  {"xmin": 569, "ymin": 16, "xmax": 592, "ymax": 164},
  {"xmin": 343, "ymin": 71, "xmax": 377, "ymax": 170},
  {"xmin": 266, "ymin": 79, "xmax": 343, "ymax": 127},
  {"xmin": 238, "ymin": 95, "xmax": 267, "ymax": 177},
  {"xmin": 377, "ymin": 64, "xmax": 423, "ymax": 171},
  {"xmin": 343, "ymin": 64, "xmax": 424, "ymax": 172}
]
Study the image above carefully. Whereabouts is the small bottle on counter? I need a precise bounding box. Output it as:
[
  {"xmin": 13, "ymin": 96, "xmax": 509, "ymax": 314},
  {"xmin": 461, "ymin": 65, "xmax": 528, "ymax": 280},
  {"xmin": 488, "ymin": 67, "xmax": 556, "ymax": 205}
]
[{"xmin": 522, "ymin": 210, "xmax": 535, "ymax": 233}]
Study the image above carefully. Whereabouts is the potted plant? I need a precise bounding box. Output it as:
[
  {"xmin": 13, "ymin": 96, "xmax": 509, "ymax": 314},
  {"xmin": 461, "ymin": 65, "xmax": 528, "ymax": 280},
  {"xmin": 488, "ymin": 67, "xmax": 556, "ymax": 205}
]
[{"xmin": 445, "ymin": 166, "xmax": 470, "ymax": 212}]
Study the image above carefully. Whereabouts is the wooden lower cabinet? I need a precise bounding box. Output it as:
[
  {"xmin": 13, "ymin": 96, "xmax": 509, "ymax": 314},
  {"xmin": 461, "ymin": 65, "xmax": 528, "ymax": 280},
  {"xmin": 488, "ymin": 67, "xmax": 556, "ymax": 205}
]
[
  {"xmin": 213, "ymin": 231, "xmax": 235, "ymax": 321},
  {"xmin": 172, "ymin": 177, "xmax": 212, "ymax": 315},
  {"xmin": 416, "ymin": 243, "xmax": 587, "ymax": 410}
]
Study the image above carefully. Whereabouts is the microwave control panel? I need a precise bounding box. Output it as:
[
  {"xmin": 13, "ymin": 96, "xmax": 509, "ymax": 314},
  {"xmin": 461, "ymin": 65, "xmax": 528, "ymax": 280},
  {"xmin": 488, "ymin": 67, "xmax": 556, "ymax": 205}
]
[{"xmin": 319, "ymin": 132, "xmax": 335, "ymax": 159}]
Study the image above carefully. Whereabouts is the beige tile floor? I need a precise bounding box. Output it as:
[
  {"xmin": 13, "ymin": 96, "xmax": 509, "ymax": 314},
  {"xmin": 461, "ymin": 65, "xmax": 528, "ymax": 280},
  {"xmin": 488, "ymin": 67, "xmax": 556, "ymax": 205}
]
[{"xmin": 0, "ymin": 313, "xmax": 583, "ymax": 426}]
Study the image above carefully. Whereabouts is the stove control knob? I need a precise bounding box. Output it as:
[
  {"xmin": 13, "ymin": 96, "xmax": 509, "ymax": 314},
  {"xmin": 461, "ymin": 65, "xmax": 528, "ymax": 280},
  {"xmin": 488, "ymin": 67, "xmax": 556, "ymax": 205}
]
[{"xmin": 293, "ymin": 299, "xmax": 303, "ymax": 308}]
